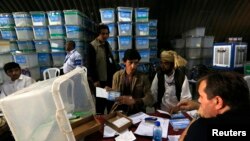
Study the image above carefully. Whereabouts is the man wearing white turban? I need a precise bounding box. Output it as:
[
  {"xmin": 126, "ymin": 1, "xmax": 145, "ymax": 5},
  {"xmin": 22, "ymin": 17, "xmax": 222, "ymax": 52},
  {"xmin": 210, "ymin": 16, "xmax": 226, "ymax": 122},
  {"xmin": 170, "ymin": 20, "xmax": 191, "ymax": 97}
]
[{"xmin": 151, "ymin": 50, "xmax": 192, "ymax": 113}]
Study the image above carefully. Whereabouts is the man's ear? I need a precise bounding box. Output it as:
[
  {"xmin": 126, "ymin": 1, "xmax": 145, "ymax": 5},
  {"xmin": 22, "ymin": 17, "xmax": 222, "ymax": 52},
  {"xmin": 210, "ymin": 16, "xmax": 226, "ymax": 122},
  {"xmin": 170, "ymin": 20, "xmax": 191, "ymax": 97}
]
[{"xmin": 214, "ymin": 96, "xmax": 224, "ymax": 110}]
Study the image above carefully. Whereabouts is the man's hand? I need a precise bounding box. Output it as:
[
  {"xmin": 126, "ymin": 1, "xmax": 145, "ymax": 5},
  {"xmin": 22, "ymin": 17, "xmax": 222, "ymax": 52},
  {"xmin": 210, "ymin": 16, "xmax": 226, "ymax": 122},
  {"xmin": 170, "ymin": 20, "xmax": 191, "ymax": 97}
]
[
  {"xmin": 116, "ymin": 96, "xmax": 135, "ymax": 106},
  {"xmin": 94, "ymin": 81, "xmax": 101, "ymax": 87},
  {"xmin": 177, "ymin": 100, "xmax": 200, "ymax": 111}
]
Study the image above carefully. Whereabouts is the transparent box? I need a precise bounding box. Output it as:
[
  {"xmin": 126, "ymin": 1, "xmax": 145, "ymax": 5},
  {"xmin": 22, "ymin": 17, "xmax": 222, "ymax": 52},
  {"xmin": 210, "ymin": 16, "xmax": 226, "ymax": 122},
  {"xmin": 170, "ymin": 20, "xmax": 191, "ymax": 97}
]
[
  {"xmin": 99, "ymin": 8, "xmax": 115, "ymax": 23},
  {"xmin": 0, "ymin": 27, "xmax": 17, "ymax": 40},
  {"xmin": 15, "ymin": 26, "xmax": 34, "ymax": 40},
  {"xmin": 107, "ymin": 36, "xmax": 117, "ymax": 51},
  {"xmin": 118, "ymin": 36, "xmax": 132, "ymax": 50},
  {"xmin": 13, "ymin": 53, "xmax": 38, "ymax": 68},
  {"xmin": 48, "ymin": 25, "xmax": 66, "ymax": 39},
  {"xmin": 13, "ymin": 12, "xmax": 32, "ymax": 27},
  {"xmin": 106, "ymin": 22, "xmax": 117, "ymax": 36},
  {"xmin": 38, "ymin": 53, "xmax": 52, "ymax": 66},
  {"xmin": 0, "ymin": 13, "xmax": 15, "ymax": 27},
  {"xmin": 33, "ymin": 26, "xmax": 49, "ymax": 40},
  {"xmin": 117, "ymin": 7, "xmax": 133, "ymax": 22},
  {"xmin": 135, "ymin": 22, "xmax": 149, "ymax": 36},
  {"xmin": 117, "ymin": 22, "xmax": 132, "ymax": 36},
  {"xmin": 49, "ymin": 39, "xmax": 65, "ymax": 52},
  {"xmin": 135, "ymin": 36, "xmax": 149, "ymax": 49},
  {"xmin": 30, "ymin": 11, "xmax": 48, "ymax": 26},
  {"xmin": 65, "ymin": 25, "xmax": 84, "ymax": 39},
  {"xmin": 134, "ymin": 8, "xmax": 149, "ymax": 22},
  {"xmin": 64, "ymin": 10, "xmax": 83, "ymax": 25},
  {"xmin": 16, "ymin": 40, "xmax": 35, "ymax": 52},
  {"xmin": 51, "ymin": 52, "xmax": 66, "ymax": 67},
  {"xmin": 47, "ymin": 11, "xmax": 64, "ymax": 25},
  {"xmin": 34, "ymin": 40, "xmax": 51, "ymax": 53}
]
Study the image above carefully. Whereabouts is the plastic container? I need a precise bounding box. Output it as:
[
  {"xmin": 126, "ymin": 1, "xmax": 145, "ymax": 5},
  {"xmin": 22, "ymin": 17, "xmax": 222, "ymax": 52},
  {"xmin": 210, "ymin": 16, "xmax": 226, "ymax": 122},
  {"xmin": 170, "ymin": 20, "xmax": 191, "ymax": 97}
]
[
  {"xmin": 0, "ymin": 40, "xmax": 12, "ymax": 53},
  {"xmin": 135, "ymin": 36, "xmax": 149, "ymax": 49},
  {"xmin": 38, "ymin": 53, "xmax": 52, "ymax": 66},
  {"xmin": 10, "ymin": 40, "xmax": 19, "ymax": 52},
  {"xmin": 118, "ymin": 50, "xmax": 125, "ymax": 63},
  {"xmin": 153, "ymin": 121, "xmax": 162, "ymax": 141},
  {"xmin": 149, "ymin": 38, "xmax": 158, "ymax": 49},
  {"xmin": 0, "ymin": 67, "xmax": 96, "ymax": 141},
  {"xmin": 138, "ymin": 49, "xmax": 150, "ymax": 63},
  {"xmin": 117, "ymin": 22, "xmax": 132, "ymax": 36},
  {"xmin": 117, "ymin": 36, "xmax": 132, "ymax": 50},
  {"xmin": 15, "ymin": 26, "xmax": 34, "ymax": 40},
  {"xmin": 63, "ymin": 10, "xmax": 83, "ymax": 25},
  {"xmin": 16, "ymin": 40, "xmax": 35, "ymax": 52},
  {"xmin": 150, "ymin": 49, "xmax": 158, "ymax": 58},
  {"xmin": 0, "ymin": 13, "xmax": 15, "ymax": 27},
  {"xmin": 49, "ymin": 39, "xmax": 65, "ymax": 52},
  {"xmin": 202, "ymin": 47, "xmax": 213, "ymax": 58},
  {"xmin": 65, "ymin": 25, "xmax": 84, "ymax": 38},
  {"xmin": 34, "ymin": 40, "xmax": 51, "ymax": 53},
  {"xmin": 12, "ymin": 12, "xmax": 32, "ymax": 27},
  {"xmin": 30, "ymin": 11, "xmax": 48, "ymax": 26},
  {"xmin": 149, "ymin": 19, "xmax": 158, "ymax": 28},
  {"xmin": 51, "ymin": 52, "xmax": 66, "ymax": 66},
  {"xmin": 13, "ymin": 53, "xmax": 38, "ymax": 68},
  {"xmin": 184, "ymin": 27, "xmax": 205, "ymax": 37},
  {"xmin": 106, "ymin": 23, "xmax": 117, "ymax": 36},
  {"xmin": 117, "ymin": 7, "xmax": 133, "ymax": 22},
  {"xmin": 185, "ymin": 37, "xmax": 202, "ymax": 47},
  {"xmin": 107, "ymin": 37, "xmax": 117, "ymax": 51},
  {"xmin": 149, "ymin": 28, "xmax": 157, "ymax": 36},
  {"xmin": 185, "ymin": 47, "xmax": 201, "ymax": 59},
  {"xmin": 202, "ymin": 36, "xmax": 214, "ymax": 47},
  {"xmin": 171, "ymin": 39, "xmax": 185, "ymax": 48},
  {"xmin": 33, "ymin": 26, "xmax": 49, "ymax": 39},
  {"xmin": 135, "ymin": 22, "xmax": 149, "ymax": 36},
  {"xmin": 0, "ymin": 53, "xmax": 13, "ymax": 68},
  {"xmin": 0, "ymin": 27, "xmax": 17, "ymax": 39},
  {"xmin": 48, "ymin": 25, "xmax": 66, "ymax": 39},
  {"xmin": 99, "ymin": 8, "xmax": 115, "ymax": 23},
  {"xmin": 47, "ymin": 11, "xmax": 64, "ymax": 25},
  {"xmin": 134, "ymin": 8, "xmax": 149, "ymax": 22}
]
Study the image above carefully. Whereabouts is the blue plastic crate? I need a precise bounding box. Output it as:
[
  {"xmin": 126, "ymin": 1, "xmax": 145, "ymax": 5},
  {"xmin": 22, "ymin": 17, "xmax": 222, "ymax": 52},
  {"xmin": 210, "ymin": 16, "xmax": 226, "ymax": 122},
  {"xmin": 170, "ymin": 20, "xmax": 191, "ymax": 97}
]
[
  {"xmin": 34, "ymin": 40, "xmax": 51, "ymax": 53},
  {"xmin": 33, "ymin": 26, "xmax": 49, "ymax": 40},
  {"xmin": 134, "ymin": 8, "xmax": 149, "ymax": 22},
  {"xmin": 135, "ymin": 36, "xmax": 149, "ymax": 49},
  {"xmin": 0, "ymin": 27, "xmax": 17, "ymax": 39},
  {"xmin": 38, "ymin": 53, "xmax": 52, "ymax": 66},
  {"xmin": 117, "ymin": 7, "xmax": 133, "ymax": 22},
  {"xmin": 136, "ymin": 22, "xmax": 149, "ymax": 36},
  {"xmin": 0, "ymin": 13, "xmax": 15, "ymax": 27},
  {"xmin": 106, "ymin": 23, "xmax": 117, "ymax": 36},
  {"xmin": 118, "ymin": 22, "xmax": 132, "ymax": 36},
  {"xmin": 138, "ymin": 49, "xmax": 150, "ymax": 63},
  {"xmin": 99, "ymin": 8, "xmax": 115, "ymax": 23},
  {"xmin": 51, "ymin": 52, "xmax": 66, "ymax": 67},
  {"xmin": 30, "ymin": 12, "xmax": 47, "ymax": 26},
  {"xmin": 107, "ymin": 37, "xmax": 117, "ymax": 50},
  {"xmin": 118, "ymin": 36, "xmax": 132, "ymax": 50}
]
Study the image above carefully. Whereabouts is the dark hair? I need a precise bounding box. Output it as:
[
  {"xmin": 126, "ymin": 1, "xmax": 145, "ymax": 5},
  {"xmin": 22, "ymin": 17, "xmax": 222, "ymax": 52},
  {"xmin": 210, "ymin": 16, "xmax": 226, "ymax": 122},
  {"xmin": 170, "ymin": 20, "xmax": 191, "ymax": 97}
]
[
  {"xmin": 67, "ymin": 40, "xmax": 75, "ymax": 49},
  {"xmin": 197, "ymin": 71, "xmax": 250, "ymax": 110},
  {"xmin": 123, "ymin": 49, "xmax": 141, "ymax": 62},
  {"xmin": 3, "ymin": 62, "xmax": 21, "ymax": 73},
  {"xmin": 97, "ymin": 24, "xmax": 110, "ymax": 34}
]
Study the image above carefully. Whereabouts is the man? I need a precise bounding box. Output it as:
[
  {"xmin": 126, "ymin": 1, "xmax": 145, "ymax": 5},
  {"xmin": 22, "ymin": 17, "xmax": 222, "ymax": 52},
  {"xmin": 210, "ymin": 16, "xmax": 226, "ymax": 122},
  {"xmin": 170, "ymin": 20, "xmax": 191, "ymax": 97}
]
[
  {"xmin": 86, "ymin": 24, "xmax": 118, "ymax": 114},
  {"xmin": 0, "ymin": 62, "xmax": 35, "ymax": 98},
  {"xmin": 62, "ymin": 40, "xmax": 82, "ymax": 74},
  {"xmin": 151, "ymin": 50, "xmax": 192, "ymax": 113},
  {"xmin": 111, "ymin": 49, "xmax": 154, "ymax": 115},
  {"xmin": 179, "ymin": 72, "xmax": 250, "ymax": 141}
]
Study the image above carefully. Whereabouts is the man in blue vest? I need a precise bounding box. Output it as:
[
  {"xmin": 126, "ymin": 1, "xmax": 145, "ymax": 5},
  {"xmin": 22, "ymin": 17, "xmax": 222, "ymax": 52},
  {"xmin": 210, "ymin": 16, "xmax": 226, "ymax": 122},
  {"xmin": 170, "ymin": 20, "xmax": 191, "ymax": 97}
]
[{"xmin": 151, "ymin": 50, "xmax": 192, "ymax": 113}]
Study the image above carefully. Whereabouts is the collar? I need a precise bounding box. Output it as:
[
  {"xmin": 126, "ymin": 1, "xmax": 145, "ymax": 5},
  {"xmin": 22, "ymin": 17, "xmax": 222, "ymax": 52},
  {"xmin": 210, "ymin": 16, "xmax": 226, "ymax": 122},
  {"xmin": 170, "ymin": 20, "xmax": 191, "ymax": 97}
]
[{"xmin": 67, "ymin": 49, "xmax": 76, "ymax": 54}]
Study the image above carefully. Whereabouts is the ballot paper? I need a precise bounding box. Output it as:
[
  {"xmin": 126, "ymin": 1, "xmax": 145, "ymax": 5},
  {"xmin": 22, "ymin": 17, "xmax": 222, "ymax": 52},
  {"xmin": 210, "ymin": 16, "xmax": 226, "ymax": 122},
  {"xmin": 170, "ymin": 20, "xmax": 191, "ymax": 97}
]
[
  {"xmin": 128, "ymin": 112, "xmax": 150, "ymax": 124},
  {"xmin": 168, "ymin": 135, "xmax": 180, "ymax": 141},
  {"xmin": 115, "ymin": 130, "xmax": 136, "ymax": 141},
  {"xmin": 169, "ymin": 118, "xmax": 190, "ymax": 130},
  {"xmin": 134, "ymin": 117, "xmax": 169, "ymax": 138},
  {"xmin": 96, "ymin": 87, "xmax": 120, "ymax": 101}
]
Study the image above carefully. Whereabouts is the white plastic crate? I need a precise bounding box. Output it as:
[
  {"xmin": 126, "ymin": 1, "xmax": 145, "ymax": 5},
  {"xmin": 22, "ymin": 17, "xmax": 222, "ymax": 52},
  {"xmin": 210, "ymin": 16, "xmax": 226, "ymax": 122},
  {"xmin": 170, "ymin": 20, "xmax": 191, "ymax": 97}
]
[
  {"xmin": 0, "ymin": 53, "xmax": 13, "ymax": 68},
  {"xmin": 16, "ymin": 40, "xmax": 35, "ymax": 52},
  {"xmin": 0, "ymin": 13, "xmax": 15, "ymax": 27},
  {"xmin": 13, "ymin": 53, "xmax": 38, "ymax": 68},
  {"xmin": 15, "ymin": 26, "xmax": 34, "ymax": 40},
  {"xmin": 49, "ymin": 39, "xmax": 65, "ymax": 52},
  {"xmin": 185, "ymin": 47, "xmax": 201, "ymax": 59},
  {"xmin": 107, "ymin": 36, "xmax": 117, "ymax": 51},
  {"xmin": 38, "ymin": 53, "xmax": 52, "ymax": 66},
  {"xmin": 0, "ymin": 67, "xmax": 96, "ymax": 141},
  {"xmin": 51, "ymin": 52, "xmax": 66, "ymax": 66},
  {"xmin": 106, "ymin": 23, "xmax": 117, "ymax": 36},
  {"xmin": 135, "ymin": 22, "xmax": 149, "ymax": 36},
  {"xmin": 0, "ymin": 27, "xmax": 17, "ymax": 40},
  {"xmin": 47, "ymin": 11, "xmax": 64, "ymax": 25},
  {"xmin": 63, "ymin": 10, "xmax": 83, "ymax": 25},
  {"xmin": 33, "ymin": 26, "xmax": 49, "ymax": 40},
  {"xmin": 135, "ymin": 36, "xmax": 149, "ymax": 49},
  {"xmin": 117, "ymin": 22, "xmax": 132, "ymax": 36},
  {"xmin": 202, "ymin": 36, "xmax": 214, "ymax": 47},
  {"xmin": 117, "ymin": 7, "xmax": 133, "ymax": 22},
  {"xmin": 34, "ymin": 40, "xmax": 51, "ymax": 53},
  {"xmin": 138, "ymin": 49, "xmax": 150, "ymax": 63},
  {"xmin": 99, "ymin": 8, "xmax": 115, "ymax": 23},
  {"xmin": 134, "ymin": 8, "xmax": 149, "ymax": 22},
  {"xmin": 12, "ymin": 12, "xmax": 32, "ymax": 27},
  {"xmin": 65, "ymin": 25, "xmax": 84, "ymax": 39},
  {"xmin": 30, "ymin": 11, "xmax": 48, "ymax": 26},
  {"xmin": 185, "ymin": 37, "xmax": 202, "ymax": 47},
  {"xmin": 48, "ymin": 25, "xmax": 66, "ymax": 39},
  {"xmin": 118, "ymin": 36, "xmax": 132, "ymax": 50}
]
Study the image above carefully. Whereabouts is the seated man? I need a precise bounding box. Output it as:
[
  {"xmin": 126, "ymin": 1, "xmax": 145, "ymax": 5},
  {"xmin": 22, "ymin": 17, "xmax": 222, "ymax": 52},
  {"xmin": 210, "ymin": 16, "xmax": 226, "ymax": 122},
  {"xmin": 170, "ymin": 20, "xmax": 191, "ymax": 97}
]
[
  {"xmin": 0, "ymin": 62, "xmax": 35, "ymax": 99},
  {"xmin": 111, "ymin": 49, "xmax": 154, "ymax": 115},
  {"xmin": 179, "ymin": 72, "xmax": 250, "ymax": 141},
  {"xmin": 151, "ymin": 50, "xmax": 192, "ymax": 113}
]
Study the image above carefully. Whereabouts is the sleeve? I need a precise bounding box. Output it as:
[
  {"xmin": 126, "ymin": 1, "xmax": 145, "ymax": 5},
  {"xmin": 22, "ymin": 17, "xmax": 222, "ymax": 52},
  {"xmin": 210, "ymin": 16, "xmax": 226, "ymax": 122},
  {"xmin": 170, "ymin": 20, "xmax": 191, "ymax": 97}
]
[
  {"xmin": 86, "ymin": 44, "xmax": 98, "ymax": 82},
  {"xmin": 73, "ymin": 52, "xmax": 83, "ymax": 67},
  {"xmin": 180, "ymin": 76, "xmax": 192, "ymax": 101},
  {"xmin": 141, "ymin": 74, "xmax": 154, "ymax": 107},
  {"xmin": 112, "ymin": 71, "xmax": 120, "ymax": 91},
  {"xmin": 25, "ymin": 77, "xmax": 35, "ymax": 87},
  {"xmin": 150, "ymin": 74, "xmax": 158, "ymax": 103}
]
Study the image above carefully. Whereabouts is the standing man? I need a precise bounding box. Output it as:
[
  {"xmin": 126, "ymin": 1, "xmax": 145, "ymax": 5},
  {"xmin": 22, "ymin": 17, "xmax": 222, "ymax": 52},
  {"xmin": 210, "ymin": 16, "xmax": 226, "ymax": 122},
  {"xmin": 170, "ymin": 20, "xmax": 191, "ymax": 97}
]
[
  {"xmin": 0, "ymin": 62, "xmax": 35, "ymax": 98},
  {"xmin": 151, "ymin": 50, "xmax": 192, "ymax": 113},
  {"xmin": 86, "ymin": 24, "xmax": 118, "ymax": 114},
  {"xmin": 111, "ymin": 49, "xmax": 154, "ymax": 115},
  {"xmin": 62, "ymin": 40, "xmax": 83, "ymax": 74},
  {"xmin": 179, "ymin": 72, "xmax": 250, "ymax": 141}
]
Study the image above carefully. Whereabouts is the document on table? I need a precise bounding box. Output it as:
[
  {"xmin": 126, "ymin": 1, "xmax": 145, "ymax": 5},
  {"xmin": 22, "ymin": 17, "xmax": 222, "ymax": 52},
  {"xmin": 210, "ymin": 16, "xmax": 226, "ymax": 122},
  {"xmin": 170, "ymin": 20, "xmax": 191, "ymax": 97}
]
[
  {"xmin": 115, "ymin": 130, "xmax": 136, "ymax": 141},
  {"xmin": 96, "ymin": 87, "xmax": 108, "ymax": 99},
  {"xmin": 134, "ymin": 117, "xmax": 169, "ymax": 138},
  {"xmin": 128, "ymin": 112, "xmax": 150, "ymax": 124},
  {"xmin": 168, "ymin": 135, "xmax": 180, "ymax": 141}
]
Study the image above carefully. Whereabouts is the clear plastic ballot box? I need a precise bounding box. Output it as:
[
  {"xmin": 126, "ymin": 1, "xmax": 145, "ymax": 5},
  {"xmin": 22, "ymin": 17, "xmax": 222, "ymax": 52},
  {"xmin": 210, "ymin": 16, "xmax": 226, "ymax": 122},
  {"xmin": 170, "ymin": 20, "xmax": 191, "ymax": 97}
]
[{"xmin": 0, "ymin": 67, "xmax": 98, "ymax": 141}]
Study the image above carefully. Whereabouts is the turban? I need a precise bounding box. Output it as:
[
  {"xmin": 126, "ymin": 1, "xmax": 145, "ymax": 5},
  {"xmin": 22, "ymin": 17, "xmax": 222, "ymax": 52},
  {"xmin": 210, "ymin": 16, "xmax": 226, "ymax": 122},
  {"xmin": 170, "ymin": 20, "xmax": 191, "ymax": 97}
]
[{"xmin": 160, "ymin": 50, "xmax": 187, "ymax": 69}]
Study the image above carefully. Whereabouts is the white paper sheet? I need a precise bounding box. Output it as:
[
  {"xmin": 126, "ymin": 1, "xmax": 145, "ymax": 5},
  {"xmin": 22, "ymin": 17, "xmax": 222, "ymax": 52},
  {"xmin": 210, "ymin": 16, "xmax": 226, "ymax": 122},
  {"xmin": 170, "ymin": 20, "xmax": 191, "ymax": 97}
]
[
  {"xmin": 96, "ymin": 87, "xmax": 108, "ymax": 99},
  {"xmin": 128, "ymin": 112, "xmax": 150, "ymax": 124},
  {"xmin": 115, "ymin": 130, "xmax": 136, "ymax": 141},
  {"xmin": 134, "ymin": 116, "xmax": 169, "ymax": 138},
  {"xmin": 168, "ymin": 135, "xmax": 180, "ymax": 141}
]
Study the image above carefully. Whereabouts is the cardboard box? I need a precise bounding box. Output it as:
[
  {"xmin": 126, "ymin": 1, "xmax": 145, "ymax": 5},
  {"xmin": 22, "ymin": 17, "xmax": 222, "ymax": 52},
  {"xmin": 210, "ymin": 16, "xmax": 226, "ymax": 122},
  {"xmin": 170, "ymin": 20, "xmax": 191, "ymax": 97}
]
[
  {"xmin": 71, "ymin": 115, "xmax": 101, "ymax": 140},
  {"xmin": 104, "ymin": 112, "xmax": 132, "ymax": 133}
]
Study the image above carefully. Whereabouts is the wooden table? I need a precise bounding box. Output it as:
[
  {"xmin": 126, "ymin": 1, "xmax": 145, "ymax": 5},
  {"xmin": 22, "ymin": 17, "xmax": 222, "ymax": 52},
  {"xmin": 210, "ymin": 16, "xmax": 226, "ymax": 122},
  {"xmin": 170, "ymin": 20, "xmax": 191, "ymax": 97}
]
[{"xmin": 85, "ymin": 112, "xmax": 188, "ymax": 141}]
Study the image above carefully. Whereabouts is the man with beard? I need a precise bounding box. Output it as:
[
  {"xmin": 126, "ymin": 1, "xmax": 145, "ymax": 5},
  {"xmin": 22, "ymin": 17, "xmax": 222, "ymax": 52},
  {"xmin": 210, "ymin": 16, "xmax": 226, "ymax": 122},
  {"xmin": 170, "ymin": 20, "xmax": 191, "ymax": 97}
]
[{"xmin": 151, "ymin": 50, "xmax": 192, "ymax": 113}]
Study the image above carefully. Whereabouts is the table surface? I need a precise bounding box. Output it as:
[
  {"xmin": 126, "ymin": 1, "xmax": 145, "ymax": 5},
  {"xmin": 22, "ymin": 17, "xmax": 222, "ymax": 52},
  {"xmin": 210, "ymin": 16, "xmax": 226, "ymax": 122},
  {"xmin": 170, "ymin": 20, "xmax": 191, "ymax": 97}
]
[{"xmin": 85, "ymin": 112, "xmax": 189, "ymax": 141}]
